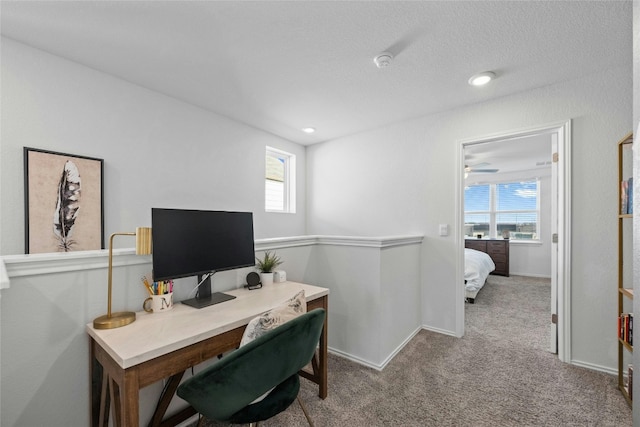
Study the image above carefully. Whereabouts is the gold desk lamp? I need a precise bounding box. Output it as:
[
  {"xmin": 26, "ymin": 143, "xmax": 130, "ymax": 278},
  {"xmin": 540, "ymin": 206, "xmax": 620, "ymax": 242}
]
[{"xmin": 93, "ymin": 227, "xmax": 152, "ymax": 329}]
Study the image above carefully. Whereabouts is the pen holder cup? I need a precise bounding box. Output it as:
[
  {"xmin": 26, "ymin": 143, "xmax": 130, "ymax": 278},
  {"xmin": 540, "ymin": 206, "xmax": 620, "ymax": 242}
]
[{"xmin": 143, "ymin": 292, "xmax": 173, "ymax": 313}]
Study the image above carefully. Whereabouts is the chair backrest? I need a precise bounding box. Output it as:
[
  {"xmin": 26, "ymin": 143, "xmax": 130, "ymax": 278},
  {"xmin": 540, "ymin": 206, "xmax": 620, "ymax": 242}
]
[{"xmin": 177, "ymin": 308, "xmax": 326, "ymax": 421}]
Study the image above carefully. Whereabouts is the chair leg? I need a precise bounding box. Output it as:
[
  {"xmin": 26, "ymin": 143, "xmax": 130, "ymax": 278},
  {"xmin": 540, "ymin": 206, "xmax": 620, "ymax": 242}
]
[
  {"xmin": 197, "ymin": 414, "xmax": 205, "ymax": 427},
  {"xmin": 297, "ymin": 396, "xmax": 315, "ymax": 427}
]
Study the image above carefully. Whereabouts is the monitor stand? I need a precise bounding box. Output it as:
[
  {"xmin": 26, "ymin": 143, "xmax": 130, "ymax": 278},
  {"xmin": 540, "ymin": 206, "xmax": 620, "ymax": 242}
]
[{"xmin": 182, "ymin": 273, "xmax": 236, "ymax": 309}]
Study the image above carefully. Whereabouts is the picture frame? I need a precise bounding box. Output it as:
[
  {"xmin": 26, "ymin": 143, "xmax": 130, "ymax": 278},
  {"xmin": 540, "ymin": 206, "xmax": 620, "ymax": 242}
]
[{"xmin": 24, "ymin": 147, "xmax": 104, "ymax": 254}]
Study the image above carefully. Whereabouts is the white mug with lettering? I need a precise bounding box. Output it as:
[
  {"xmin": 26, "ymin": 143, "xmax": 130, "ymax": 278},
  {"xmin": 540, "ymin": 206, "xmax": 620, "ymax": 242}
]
[{"xmin": 143, "ymin": 292, "xmax": 173, "ymax": 313}]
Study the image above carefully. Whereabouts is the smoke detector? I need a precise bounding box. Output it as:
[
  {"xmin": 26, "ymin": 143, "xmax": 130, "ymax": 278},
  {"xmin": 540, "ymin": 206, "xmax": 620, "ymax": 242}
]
[{"xmin": 374, "ymin": 52, "xmax": 393, "ymax": 68}]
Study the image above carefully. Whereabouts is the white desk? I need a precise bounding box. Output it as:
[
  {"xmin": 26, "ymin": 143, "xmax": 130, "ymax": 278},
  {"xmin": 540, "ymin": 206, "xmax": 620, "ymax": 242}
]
[{"xmin": 87, "ymin": 281, "xmax": 329, "ymax": 427}]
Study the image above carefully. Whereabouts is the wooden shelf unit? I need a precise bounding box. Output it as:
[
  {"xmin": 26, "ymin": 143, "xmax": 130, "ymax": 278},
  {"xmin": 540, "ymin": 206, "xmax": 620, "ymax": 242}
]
[{"xmin": 617, "ymin": 132, "xmax": 633, "ymax": 406}]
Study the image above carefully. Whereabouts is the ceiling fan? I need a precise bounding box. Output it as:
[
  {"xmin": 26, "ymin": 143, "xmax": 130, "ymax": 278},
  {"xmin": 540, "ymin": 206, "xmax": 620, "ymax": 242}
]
[{"xmin": 465, "ymin": 162, "xmax": 499, "ymax": 174}]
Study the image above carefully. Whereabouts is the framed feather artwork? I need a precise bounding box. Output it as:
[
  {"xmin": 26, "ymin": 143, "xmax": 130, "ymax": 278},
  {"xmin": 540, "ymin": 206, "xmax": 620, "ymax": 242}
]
[{"xmin": 24, "ymin": 147, "xmax": 104, "ymax": 254}]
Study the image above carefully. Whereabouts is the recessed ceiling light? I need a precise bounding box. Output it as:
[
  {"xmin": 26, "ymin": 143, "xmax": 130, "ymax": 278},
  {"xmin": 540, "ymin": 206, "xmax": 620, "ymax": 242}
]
[
  {"xmin": 302, "ymin": 127, "xmax": 316, "ymax": 134},
  {"xmin": 468, "ymin": 71, "xmax": 496, "ymax": 86}
]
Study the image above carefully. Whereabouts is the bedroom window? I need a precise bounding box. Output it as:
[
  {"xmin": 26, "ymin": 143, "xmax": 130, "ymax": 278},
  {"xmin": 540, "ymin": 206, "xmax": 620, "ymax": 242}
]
[
  {"xmin": 265, "ymin": 147, "xmax": 296, "ymax": 213},
  {"xmin": 464, "ymin": 180, "xmax": 539, "ymax": 241}
]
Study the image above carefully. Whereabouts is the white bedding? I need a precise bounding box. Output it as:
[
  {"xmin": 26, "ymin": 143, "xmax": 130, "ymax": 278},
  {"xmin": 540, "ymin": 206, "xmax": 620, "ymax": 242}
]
[{"xmin": 465, "ymin": 248, "xmax": 495, "ymax": 294}]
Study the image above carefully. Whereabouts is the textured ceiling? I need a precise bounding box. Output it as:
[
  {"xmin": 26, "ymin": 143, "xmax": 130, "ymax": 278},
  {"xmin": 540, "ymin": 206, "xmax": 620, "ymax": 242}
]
[
  {"xmin": 1, "ymin": 0, "xmax": 632, "ymax": 150},
  {"xmin": 465, "ymin": 133, "xmax": 552, "ymax": 178}
]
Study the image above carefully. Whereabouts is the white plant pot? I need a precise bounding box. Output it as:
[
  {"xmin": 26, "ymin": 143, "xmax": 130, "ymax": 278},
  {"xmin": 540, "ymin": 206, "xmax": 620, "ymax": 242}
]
[{"xmin": 260, "ymin": 272, "xmax": 274, "ymax": 286}]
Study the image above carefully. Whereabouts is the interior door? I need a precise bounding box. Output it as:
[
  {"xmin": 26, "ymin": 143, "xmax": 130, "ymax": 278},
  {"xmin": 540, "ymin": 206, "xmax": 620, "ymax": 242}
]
[
  {"xmin": 549, "ymin": 134, "xmax": 559, "ymax": 354},
  {"xmin": 459, "ymin": 121, "xmax": 570, "ymax": 359}
]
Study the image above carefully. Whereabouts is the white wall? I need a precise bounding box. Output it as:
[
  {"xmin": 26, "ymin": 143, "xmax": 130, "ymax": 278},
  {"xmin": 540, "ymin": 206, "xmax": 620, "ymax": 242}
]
[
  {"xmin": 379, "ymin": 243, "xmax": 423, "ymax": 363},
  {"xmin": 293, "ymin": 237, "xmax": 423, "ymax": 369},
  {"xmin": 0, "ymin": 38, "xmax": 307, "ymax": 256},
  {"xmin": 510, "ymin": 174, "xmax": 551, "ymax": 278},
  {"xmin": 1, "ymin": 254, "xmax": 155, "ymax": 427},
  {"xmin": 266, "ymin": 236, "xmax": 423, "ymax": 369},
  {"xmin": 307, "ymin": 66, "xmax": 632, "ymax": 371}
]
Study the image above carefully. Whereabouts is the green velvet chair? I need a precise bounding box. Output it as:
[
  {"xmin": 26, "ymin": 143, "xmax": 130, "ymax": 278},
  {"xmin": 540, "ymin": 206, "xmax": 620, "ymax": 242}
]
[{"xmin": 177, "ymin": 308, "xmax": 326, "ymax": 427}]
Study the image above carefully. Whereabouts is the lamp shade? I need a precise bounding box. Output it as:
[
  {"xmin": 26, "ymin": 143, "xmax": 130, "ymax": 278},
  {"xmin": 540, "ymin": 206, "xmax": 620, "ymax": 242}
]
[{"xmin": 136, "ymin": 227, "xmax": 152, "ymax": 255}]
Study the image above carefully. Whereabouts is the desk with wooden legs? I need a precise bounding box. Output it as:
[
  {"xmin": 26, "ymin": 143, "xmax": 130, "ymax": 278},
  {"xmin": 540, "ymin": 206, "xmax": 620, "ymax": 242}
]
[{"xmin": 87, "ymin": 281, "xmax": 329, "ymax": 427}]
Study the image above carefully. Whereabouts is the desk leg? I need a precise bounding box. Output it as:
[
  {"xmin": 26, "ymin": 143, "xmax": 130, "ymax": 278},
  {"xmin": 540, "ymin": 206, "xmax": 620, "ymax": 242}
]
[
  {"xmin": 109, "ymin": 377, "xmax": 122, "ymax": 426},
  {"xmin": 98, "ymin": 371, "xmax": 110, "ymax": 427},
  {"xmin": 302, "ymin": 297, "xmax": 329, "ymax": 399},
  {"xmin": 121, "ymin": 371, "xmax": 141, "ymax": 427},
  {"xmin": 149, "ymin": 372, "xmax": 185, "ymax": 427},
  {"xmin": 91, "ymin": 339, "xmax": 111, "ymax": 427}
]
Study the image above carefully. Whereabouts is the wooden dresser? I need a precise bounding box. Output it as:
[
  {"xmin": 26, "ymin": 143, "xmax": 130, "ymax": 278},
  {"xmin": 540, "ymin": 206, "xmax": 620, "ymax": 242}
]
[{"xmin": 465, "ymin": 239, "xmax": 510, "ymax": 276}]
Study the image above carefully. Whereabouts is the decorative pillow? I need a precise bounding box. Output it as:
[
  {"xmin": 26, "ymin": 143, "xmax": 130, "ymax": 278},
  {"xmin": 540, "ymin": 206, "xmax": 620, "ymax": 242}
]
[
  {"xmin": 240, "ymin": 289, "xmax": 306, "ymax": 347},
  {"xmin": 239, "ymin": 289, "xmax": 306, "ymax": 404}
]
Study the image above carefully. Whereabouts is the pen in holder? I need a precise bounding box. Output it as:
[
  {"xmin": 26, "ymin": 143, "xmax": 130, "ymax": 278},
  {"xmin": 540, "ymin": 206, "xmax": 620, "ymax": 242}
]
[{"xmin": 142, "ymin": 277, "xmax": 174, "ymax": 313}]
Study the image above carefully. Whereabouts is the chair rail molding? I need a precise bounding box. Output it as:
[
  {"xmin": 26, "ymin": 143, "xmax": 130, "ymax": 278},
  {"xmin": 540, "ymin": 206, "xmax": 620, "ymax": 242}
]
[
  {"xmin": 1, "ymin": 234, "xmax": 424, "ymax": 288},
  {"xmin": 255, "ymin": 235, "xmax": 424, "ymax": 251},
  {"xmin": 0, "ymin": 249, "xmax": 151, "ymax": 288}
]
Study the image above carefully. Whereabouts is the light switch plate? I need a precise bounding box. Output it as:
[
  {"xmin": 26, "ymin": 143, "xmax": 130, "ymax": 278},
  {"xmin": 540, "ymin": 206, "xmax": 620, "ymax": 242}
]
[{"xmin": 439, "ymin": 224, "xmax": 449, "ymax": 236}]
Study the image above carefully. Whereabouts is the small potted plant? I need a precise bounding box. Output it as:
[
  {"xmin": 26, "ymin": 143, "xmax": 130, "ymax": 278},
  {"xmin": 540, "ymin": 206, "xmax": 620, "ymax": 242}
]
[{"xmin": 255, "ymin": 251, "xmax": 283, "ymax": 286}]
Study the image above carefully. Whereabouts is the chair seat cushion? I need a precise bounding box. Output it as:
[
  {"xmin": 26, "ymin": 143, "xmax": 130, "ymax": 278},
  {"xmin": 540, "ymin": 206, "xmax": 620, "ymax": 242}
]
[{"xmin": 228, "ymin": 374, "xmax": 300, "ymax": 424}]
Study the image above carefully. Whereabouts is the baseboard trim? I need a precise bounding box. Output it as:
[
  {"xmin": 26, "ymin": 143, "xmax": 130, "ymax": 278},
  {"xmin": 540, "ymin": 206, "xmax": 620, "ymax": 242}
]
[
  {"xmin": 377, "ymin": 326, "xmax": 423, "ymax": 369},
  {"xmin": 328, "ymin": 326, "xmax": 423, "ymax": 371},
  {"xmin": 508, "ymin": 272, "xmax": 552, "ymax": 279},
  {"xmin": 570, "ymin": 359, "xmax": 617, "ymax": 376},
  {"xmin": 328, "ymin": 348, "xmax": 383, "ymax": 371},
  {"xmin": 421, "ymin": 324, "xmax": 458, "ymax": 337}
]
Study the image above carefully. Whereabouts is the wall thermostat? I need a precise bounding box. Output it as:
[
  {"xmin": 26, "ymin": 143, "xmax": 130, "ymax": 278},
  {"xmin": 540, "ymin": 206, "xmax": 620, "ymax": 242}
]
[{"xmin": 274, "ymin": 271, "xmax": 286, "ymax": 283}]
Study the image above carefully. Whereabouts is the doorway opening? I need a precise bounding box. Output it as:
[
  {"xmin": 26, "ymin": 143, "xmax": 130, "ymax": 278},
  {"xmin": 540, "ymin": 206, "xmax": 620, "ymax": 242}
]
[{"xmin": 456, "ymin": 121, "xmax": 571, "ymax": 362}]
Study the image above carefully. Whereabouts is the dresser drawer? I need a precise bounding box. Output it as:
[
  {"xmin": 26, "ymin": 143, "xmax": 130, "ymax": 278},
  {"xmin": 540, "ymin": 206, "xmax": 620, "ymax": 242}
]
[
  {"xmin": 487, "ymin": 241, "xmax": 507, "ymax": 254},
  {"xmin": 465, "ymin": 240, "xmax": 486, "ymax": 251},
  {"xmin": 492, "ymin": 264, "xmax": 509, "ymax": 276},
  {"xmin": 490, "ymin": 254, "xmax": 507, "ymax": 264}
]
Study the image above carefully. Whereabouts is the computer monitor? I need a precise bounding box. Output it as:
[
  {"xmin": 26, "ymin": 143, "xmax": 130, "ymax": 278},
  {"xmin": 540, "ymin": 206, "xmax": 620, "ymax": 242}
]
[{"xmin": 151, "ymin": 208, "xmax": 255, "ymax": 308}]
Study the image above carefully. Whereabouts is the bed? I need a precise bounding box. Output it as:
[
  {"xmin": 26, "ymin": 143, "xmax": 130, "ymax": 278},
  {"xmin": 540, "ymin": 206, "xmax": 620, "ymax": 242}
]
[{"xmin": 465, "ymin": 248, "xmax": 495, "ymax": 303}]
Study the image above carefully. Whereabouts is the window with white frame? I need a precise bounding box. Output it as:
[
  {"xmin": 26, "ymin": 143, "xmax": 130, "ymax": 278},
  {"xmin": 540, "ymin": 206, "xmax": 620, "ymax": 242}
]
[
  {"xmin": 265, "ymin": 147, "xmax": 296, "ymax": 213},
  {"xmin": 464, "ymin": 180, "xmax": 539, "ymax": 240}
]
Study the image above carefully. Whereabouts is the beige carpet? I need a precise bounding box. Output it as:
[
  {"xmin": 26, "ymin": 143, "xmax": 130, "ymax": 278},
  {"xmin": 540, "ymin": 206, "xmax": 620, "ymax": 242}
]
[{"xmin": 197, "ymin": 275, "xmax": 631, "ymax": 426}]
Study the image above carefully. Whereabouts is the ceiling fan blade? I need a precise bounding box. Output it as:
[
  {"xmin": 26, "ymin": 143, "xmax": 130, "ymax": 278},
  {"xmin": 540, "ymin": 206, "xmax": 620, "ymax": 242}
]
[
  {"xmin": 468, "ymin": 162, "xmax": 490, "ymax": 168},
  {"xmin": 469, "ymin": 168, "xmax": 499, "ymax": 173}
]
